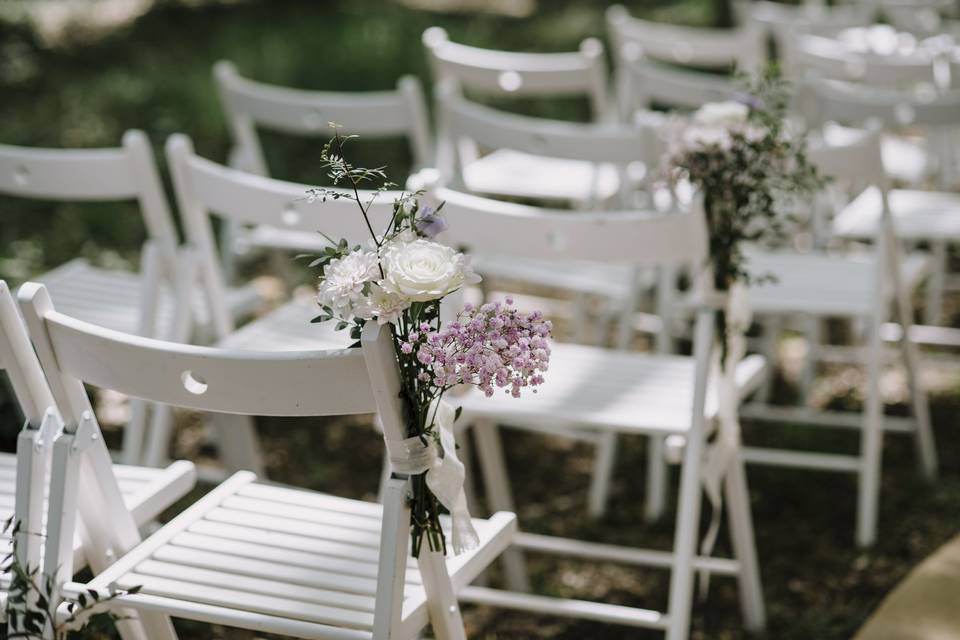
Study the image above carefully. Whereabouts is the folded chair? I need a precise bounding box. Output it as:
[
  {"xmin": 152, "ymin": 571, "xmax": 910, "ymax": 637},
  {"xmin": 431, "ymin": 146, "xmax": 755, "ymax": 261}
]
[
  {"xmin": 430, "ymin": 188, "xmax": 767, "ymax": 640},
  {"xmin": 0, "ymin": 134, "xmax": 260, "ymax": 465},
  {"xmin": 213, "ymin": 61, "xmax": 433, "ymax": 281},
  {"xmin": 0, "ymin": 280, "xmax": 196, "ymax": 633},
  {"xmin": 19, "ymin": 281, "xmax": 515, "ymax": 640},
  {"xmin": 423, "ymin": 27, "xmax": 616, "ymax": 207}
]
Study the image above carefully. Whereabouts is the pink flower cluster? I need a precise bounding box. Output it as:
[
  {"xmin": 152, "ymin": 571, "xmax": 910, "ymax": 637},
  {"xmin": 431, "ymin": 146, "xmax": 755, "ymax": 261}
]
[{"xmin": 402, "ymin": 298, "xmax": 552, "ymax": 398}]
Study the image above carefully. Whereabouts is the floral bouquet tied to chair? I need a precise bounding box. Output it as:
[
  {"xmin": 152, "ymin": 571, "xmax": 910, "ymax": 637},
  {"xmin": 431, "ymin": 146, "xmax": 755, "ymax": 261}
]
[
  {"xmin": 309, "ymin": 127, "xmax": 552, "ymax": 556},
  {"xmin": 666, "ymin": 69, "xmax": 823, "ymax": 578}
]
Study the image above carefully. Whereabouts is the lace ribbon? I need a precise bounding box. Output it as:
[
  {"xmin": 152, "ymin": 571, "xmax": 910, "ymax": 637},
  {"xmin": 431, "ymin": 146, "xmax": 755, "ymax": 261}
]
[
  {"xmin": 698, "ymin": 282, "xmax": 751, "ymax": 598},
  {"xmin": 383, "ymin": 399, "xmax": 479, "ymax": 555}
]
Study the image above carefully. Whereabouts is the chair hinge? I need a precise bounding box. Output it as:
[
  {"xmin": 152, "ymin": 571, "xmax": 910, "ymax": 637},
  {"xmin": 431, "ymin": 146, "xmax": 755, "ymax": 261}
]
[{"xmin": 69, "ymin": 411, "xmax": 99, "ymax": 454}]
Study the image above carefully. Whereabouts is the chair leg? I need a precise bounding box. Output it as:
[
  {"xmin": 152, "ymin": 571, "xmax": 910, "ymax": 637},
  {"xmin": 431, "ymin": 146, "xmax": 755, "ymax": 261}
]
[
  {"xmin": 754, "ymin": 316, "xmax": 781, "ymax": 405},
  {"xmin": 857, "ymin": 316, "xmax": 884, "ymax": 548},
  {"xmin": 571, "ymin": 292, "xmax": 589, "ymax": 344},
  {"xmin": 893, "ymin": 273, "xmax": 938, "ymax": 481},
  {"xmin": 418, "ymin": 550, "xmax": 467, "ymax": 640},
  {"xmin": 122, "ymin": 399, "xmax": 149, "ymax": 465},
  {"xmin": 724, "ymin": 457, "xmax": 765, "ymax": 632},
  {"xmin": 117, "ymin": 611, "xmax": 178, "ymax": 640},
  {"xmin": 666, "ymin": 431, "xmax": 704, "ymax": 640},
  {"xmin": 472, "ymin": 420, "xmax": 530, "ymax": 593},
  {"xmin": 142, "ymin": 403, "xmax": 174, "ymax": 468},
  {"xmin": 924, "ymin": 240, "xmax": 946, "ymax": 326},
  {"xmin": 644, "ymin": 435, "xmax": 667, "ymax": 522},
  {"xmin": 799, "ymin": 315, "xmax": 821, "ymax": 406},
  {"xmin": 587, "ymin": 432, "xmax": 617, "ymax": 519},
  {"xmin": 209, "ymin": 413, "xmax": 265, "ymax": 476}
]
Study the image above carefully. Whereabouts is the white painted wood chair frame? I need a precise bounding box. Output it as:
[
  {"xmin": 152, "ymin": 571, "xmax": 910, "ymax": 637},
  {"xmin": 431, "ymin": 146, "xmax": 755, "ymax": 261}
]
[
  {"xmin": 213, "ymin": 61, "xmax": 433, "ymax": 280},
  {"xmin": 734, "ymin": 122, "xmax": 937, "ymax": 547},
  {"xmin": 794, "ymin": 78, "xmax": 960, "ymax": 324},
  {"xmin": 0, "ymin": 281, "xmax": 196, "ymax": 635},
  {"xmin": 741, "ymin": 0, "xmax": 875, "ymax": 62},
  {"xmin": 429, "ymin": 188, "xmax": 766, "ymax": 640},
  {"xmin": 606, "ymin": 4, "xmax": 767, "ymax": 73},
  {"xmin": 0, "ymin": 133, "xmax": 185, "ymax": 467},
  {"xmin": 163, "ymin": 133, "xmax": 402, "ymax": 473},
  {"xmin": 790, "ymin": 33, "xmax": 939, "ymax": 88},
  {"xmin": 422, "ymin": 27, "xmax": 619, "ymax": 209},
  {"xmin": 422, "ymin": 27, "xmax": 610, "ymax": 118},
  {"xmin": 613, "ymin": 55, "xmax": 741, "ymax": 118},
  {"xmin": 19, "ymin": 282, "xmax": 514, "ymax": 640},
  {"xmin": 435, "ymin": 87, "xmax": 678, "ymax": 520}
]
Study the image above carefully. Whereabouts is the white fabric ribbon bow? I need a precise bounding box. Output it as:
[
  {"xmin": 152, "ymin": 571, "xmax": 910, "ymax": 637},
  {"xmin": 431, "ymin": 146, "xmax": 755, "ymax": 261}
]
[
  {"xmin": 698, "ymin": 282, "xmax": 751, "ymax": 598},
  {"xmin": 383, "ymin": 399, "xmax": 479, "ymax": 555}
]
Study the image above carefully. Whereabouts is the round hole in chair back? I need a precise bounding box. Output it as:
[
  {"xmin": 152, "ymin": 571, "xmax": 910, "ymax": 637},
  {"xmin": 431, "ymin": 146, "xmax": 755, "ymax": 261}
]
[{"xmin": 181, "ymin": 370, "xmax": 209, "ymax": 395}]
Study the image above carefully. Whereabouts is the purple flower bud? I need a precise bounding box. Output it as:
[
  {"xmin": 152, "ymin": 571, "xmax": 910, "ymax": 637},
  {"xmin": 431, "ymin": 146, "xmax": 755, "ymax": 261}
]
[{"xmin": 415, "ymin": 206, "xmax": 449, "ymax": 238}]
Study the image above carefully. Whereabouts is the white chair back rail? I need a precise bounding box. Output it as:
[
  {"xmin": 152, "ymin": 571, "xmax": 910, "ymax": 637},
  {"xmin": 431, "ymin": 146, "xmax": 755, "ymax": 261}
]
[
  {"xmin": 0, "ymin": 131, "xmax": 177, "ymax": 255},
  {"xmin": 616, "ymin": 58, "xmax": 741, "ymax": 114},
  {"xmin": 214, "ymin": 61, "xmax": 433, "ymax": 174},
  {"xmin": 791, "ymin": 34, "xmax": 938, "ymax": 88},
  {"xmin": 437, "ymin": 87, "xmax": 661, "ymax": 165},
  {"xmin": 606, "ymin": 4, "xmax": 766, "ymax": 72},
  {"xmin": 432, "ymin": 187, "xmax": 709, "ymax": 268},
  {"xmin": 794, "ymin": 78, "xmax": 960, "ymax": 131},
  {"xmin": 166, "ymin": 133, "xmax": 400, "ymax": 337},
  {"xmin": 743, "ymin": 1, "xmax": 874, "ymax": 39},
  {"xmin": 422, "ymin": 27, "xmax": 610, "ymax": 118}
]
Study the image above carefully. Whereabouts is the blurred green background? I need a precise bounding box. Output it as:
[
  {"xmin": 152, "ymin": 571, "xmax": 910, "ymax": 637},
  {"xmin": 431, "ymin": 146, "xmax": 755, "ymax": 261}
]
[{"xmin": 0, "ymin": 0, "xmax": 729, "ymax": 283}]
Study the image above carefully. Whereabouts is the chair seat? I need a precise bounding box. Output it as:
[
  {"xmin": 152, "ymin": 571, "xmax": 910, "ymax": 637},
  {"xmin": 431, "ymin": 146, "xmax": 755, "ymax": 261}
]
[
  {"xmin": 72, "ymin": 472, "xmax": 516, "ymax": 640},
  {"xmin": 458, "ymin": 342, "xmax": 767, "ymax": 435},
  {"xmin": 833, "ymin": 186, "xmax": 960, "ymax": 242},
  {"xmin": 472, "ymin": 255, "xmax": 639, "ymax": 300},
  {"xmin": 216, "ymin": 296, "xmax": 353, "ymax": 352},
  {"xmin": 745, "ymin": 249, "xmax": 929, "ymax": 317},
  {"xmin": 463, "ymin": 149, "xmax": 621, "ymax": 205},
  {"xmin": 37, "ymin": 258, "xmax": 261, "ymax": 337},
  {"xmin": 0, "ymin": 456, "xmax": 196, "ymax": 583}
]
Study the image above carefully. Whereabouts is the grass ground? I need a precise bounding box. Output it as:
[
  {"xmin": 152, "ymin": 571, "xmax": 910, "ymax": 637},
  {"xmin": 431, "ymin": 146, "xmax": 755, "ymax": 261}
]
[{"xmin": 2, "ymin": 1, "xmax": 960, "ymax": 638}]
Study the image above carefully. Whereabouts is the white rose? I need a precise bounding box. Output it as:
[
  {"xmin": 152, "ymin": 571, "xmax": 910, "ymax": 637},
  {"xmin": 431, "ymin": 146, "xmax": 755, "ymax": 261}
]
[
  {"xmin": 683, "ymin": 124, "xmax": 733, "ymax": 150},
  {"xmin": 317, "ymin": 250, "xmax": 379, "ymax": 318},
  {"xmin": 693, "ymin": 101, "xmax": 749, "ymax": 127},
  {"xmin": 381, "ymin": 238, "xmax": 480, "ymax": 302}
]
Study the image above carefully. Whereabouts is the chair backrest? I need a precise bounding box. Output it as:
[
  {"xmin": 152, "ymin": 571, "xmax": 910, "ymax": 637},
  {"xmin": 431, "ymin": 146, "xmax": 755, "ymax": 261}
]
[
  {"xmin": 742, "ymin": 1, "xmax": 874, "ymax": 58},
  {"xmin": 429, "ymin": 185, "xmax": 709, "ymax": 268},
  {"xmin": 606, "ymin": 4, "xmax": 766, "ymax": 72},
  {"xmin": 213, "ymin": 61, "xmax": 433, "ymax": 176},
  {"xmin": 0, "ymin": 131, "xmax": 178, "ymax": 259},
  {"xmin": 422, "ymin": 27, "xmax": 610, "ymax": 119},
  {"xmin": 793, "ymin": 77, "xmax": 960, "ymax": 132},
  {"xmin": 436, "ymin": 85, "xmax": 664, "ymax": 194},
  {"xmin": 615, "ymin": 55, "xmax": 741, "ymax": 115},
  {"xmin": 165, "ymin": 133, "xmax": 401, "ymax": 338},
  {"xmin": 17, "ymin": 281, "xmax": 417, "ymax": 634},
  {"xmin": 790, "ymin": 33, "xmax": 938, "ymax": 89}
]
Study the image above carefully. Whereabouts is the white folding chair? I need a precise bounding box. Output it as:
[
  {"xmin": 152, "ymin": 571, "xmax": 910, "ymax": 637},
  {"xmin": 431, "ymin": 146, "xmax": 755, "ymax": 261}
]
[
  {"xmin": 19, "ymin": 281, "xmax": 516, "ymax": 640},
  {"xmin": 428, "ymin": 188, "xmax": 766, "ymax": 640},
  {"xmin": 606, "ymin": 4, "xmax": 767, "ymax": 73},
  {"xmin": 730, "ymin": 124, "xmax": 937, "ymax": 548},
  {"xmin": 160, "ymin": 134, "xmax": 401, "ymax": 473},
  {"xmin": 422, "ymin": 27, "xmax": 615, "ymax": 206},
  {"xmin": 790, "ymin": 33, "xmax": 940, "ymax": 88},
  {"xmin": 613, "ymin": 55, "xmax": 741, "ymax": 119},
  {"xmin": 213, "ymin": 61, "xmax": 433, "ymax": 280},
  {"xmin": 740, "ymin": 0, "xmax": 874, "ymax": 61},
  {"xmin": 795, "ymin": 78, "xmax": 960, "ymax": 325},
  {"xmin": 0, "ymin": 133, "xmax": 261, "ymax": 466},
  {"xmin": 0, "ymin": 280, "xmax": 196, "ymax": 633}
]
